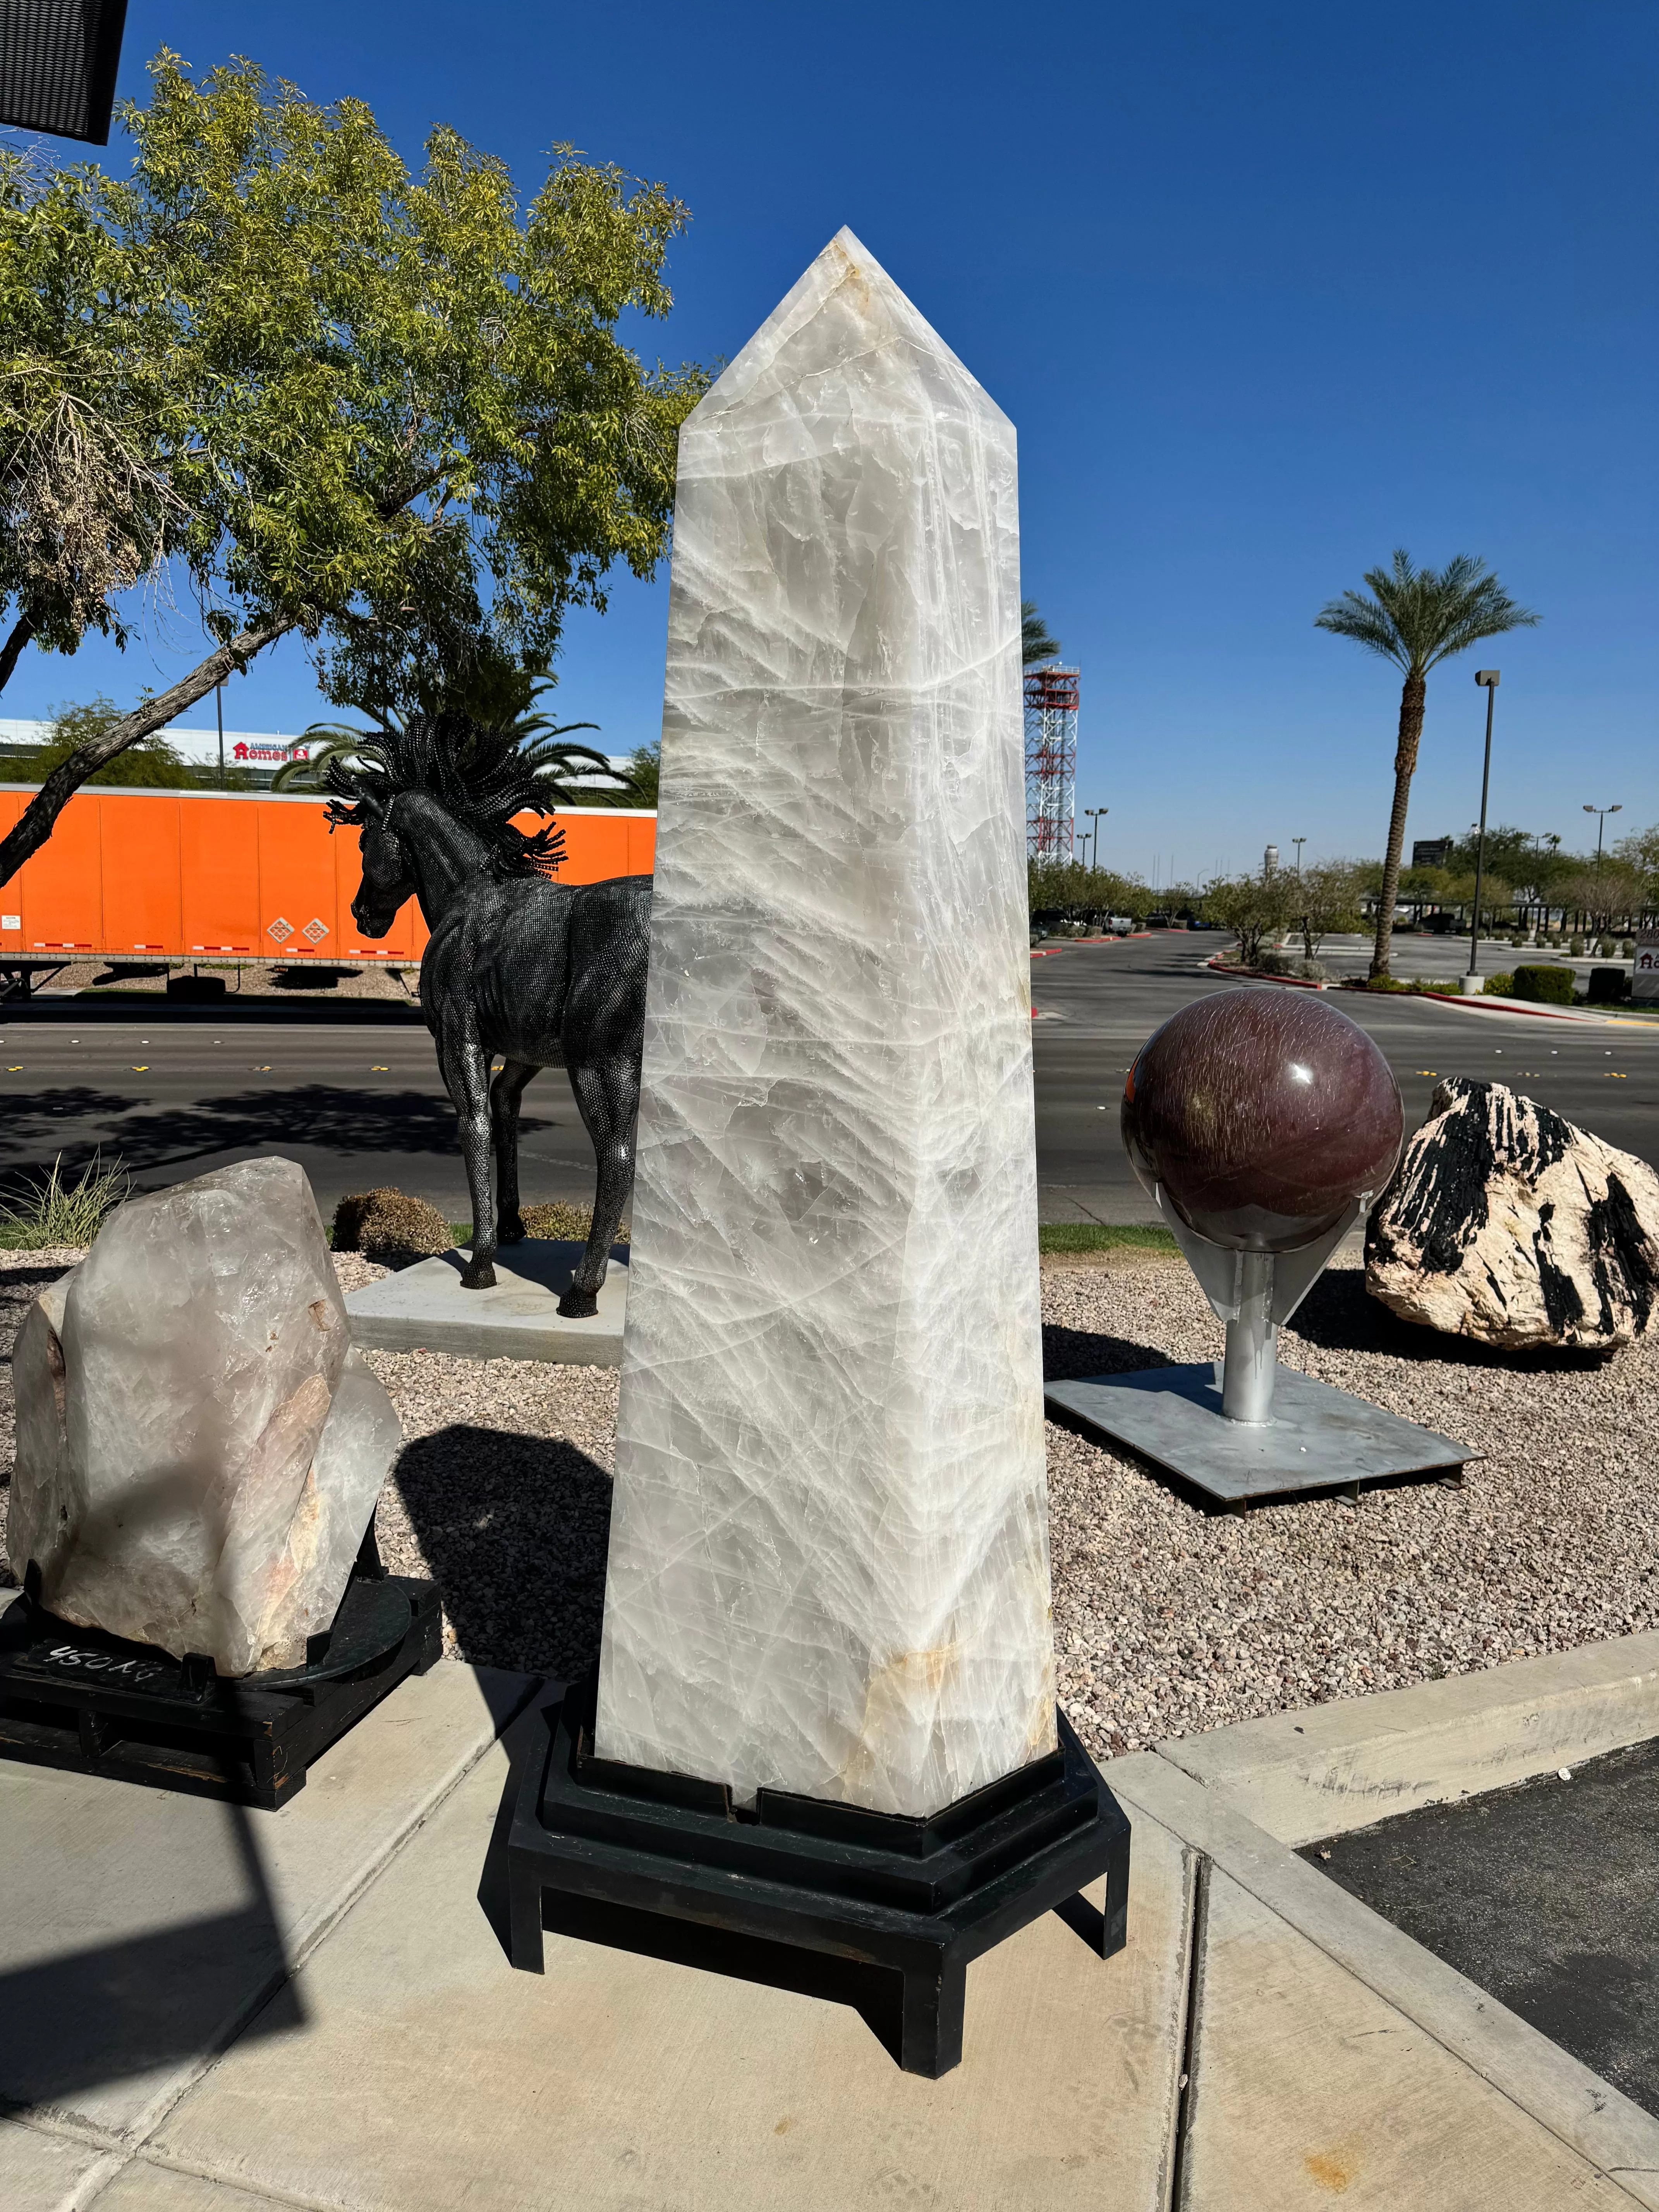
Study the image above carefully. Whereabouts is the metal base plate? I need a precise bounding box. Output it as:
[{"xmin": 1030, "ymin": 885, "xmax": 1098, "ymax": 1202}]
[{"xmin": 1045, "ymin": 1362, "xmax": 1473, "ymax": 1507}]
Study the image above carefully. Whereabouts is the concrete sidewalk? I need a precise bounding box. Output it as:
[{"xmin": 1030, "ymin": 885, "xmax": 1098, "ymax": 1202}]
[{"xmin": 7, "ymin": 1638, "xmax": 1659, "ymax": 2210}]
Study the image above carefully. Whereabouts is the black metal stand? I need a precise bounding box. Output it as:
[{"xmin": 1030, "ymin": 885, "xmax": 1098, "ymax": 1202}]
[
  {"xmin": 0, "ymin": 1540, "xmax": 440, "ymax": 1807},
  {"xmin": 507, "ymin": 1674, "xmax": 1130, "ymax": 2078}
]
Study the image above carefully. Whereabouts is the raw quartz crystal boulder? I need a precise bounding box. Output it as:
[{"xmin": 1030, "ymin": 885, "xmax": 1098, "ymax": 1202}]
[
  {"xmin": 1366, "ymin": 1077, "xmax": 1659, "ymax": 1350},
  {"xmin": 9, "ymin": 1157, "xmax": 402, "ymax": 1675}
]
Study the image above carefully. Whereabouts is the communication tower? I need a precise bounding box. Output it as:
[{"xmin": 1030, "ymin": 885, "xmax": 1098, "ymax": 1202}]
[{"xmin": 1024, "ymin": 664, "xmax": 1080, "ymax": 859}]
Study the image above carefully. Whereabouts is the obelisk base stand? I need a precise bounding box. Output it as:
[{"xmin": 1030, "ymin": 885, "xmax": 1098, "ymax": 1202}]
[{"xmin": 507, "ymin": 1673, "xmax": 1130, "ymax": 2078}]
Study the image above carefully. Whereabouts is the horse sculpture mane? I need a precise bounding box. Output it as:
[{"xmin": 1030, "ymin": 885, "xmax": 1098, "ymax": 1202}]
[{"xmin": 323, "ymin": 711, "xmax": 567, "ymax": 881}]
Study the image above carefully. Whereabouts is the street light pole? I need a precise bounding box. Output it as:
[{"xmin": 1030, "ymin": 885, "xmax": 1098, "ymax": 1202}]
[
  {"xmin": 1466, "ymin": 671, "xmax": 1499, "ymax": 992},
  {"xmin": 1583, "ymin": 802, "xmax": 1623, "ymax": 878},
  {"xmin": 1083, "ymin": 806, "xmax": 1107, "ymax": 869},
  {"xmin": 1292, "ymin": 836, "xmax": 1306, "ymax": 874}
]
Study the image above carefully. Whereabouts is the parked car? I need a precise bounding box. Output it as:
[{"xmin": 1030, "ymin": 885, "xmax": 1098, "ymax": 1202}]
[{"xmin": 1106, "ymin": 915, "xmax": 1134, "ymax": 935}]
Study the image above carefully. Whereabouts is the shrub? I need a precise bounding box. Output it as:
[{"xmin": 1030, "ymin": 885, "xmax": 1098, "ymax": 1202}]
[
  {"xmin": 332, "ymin": 1187, "xmax": 453, "ymax": 1262},
  {"xmin": 520, "ymin": 1200, "xmax": 631, "ymax": 1245},
  {"xmin": 1511, "ymin": 964, "xmax": 1575, "ymax": 1005},
  {"xmin": 1569, "ymin": 935, "xmax": 1586, "ymax": 956},
  {"xmin": 1624, "ymin": 939, "xmax": 1637, "ymax": 958},
  {"xmin": 1483, "ymin": 972, "xmax": 1515, "ymax": 997},
  {"xmin": 0, "ymin": 1152, "xmax": 129, "ymax": 1249},
  {"xmin": 1597, "ymin": 938, "xmax": 1617, "ymax": 958}
]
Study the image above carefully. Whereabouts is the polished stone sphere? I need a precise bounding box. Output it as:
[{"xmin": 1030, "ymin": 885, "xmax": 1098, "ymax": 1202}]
[{"xmin": 1121, "ymin": 988, "xmax": 1403, "ymax": 1252}]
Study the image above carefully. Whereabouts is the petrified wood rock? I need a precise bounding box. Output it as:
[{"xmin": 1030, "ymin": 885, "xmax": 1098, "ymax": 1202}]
[
  {"xmin": 1365, "ymin": 1077, "xmax": 1659, "ymax": 1349},
  {"xmin": 1122, "ymin": 989, "xmax": 1403, "ymax": 1251},
  {"xmin": 9, "ymin": 1157, "xmax": 403, "ymax": 1674}
]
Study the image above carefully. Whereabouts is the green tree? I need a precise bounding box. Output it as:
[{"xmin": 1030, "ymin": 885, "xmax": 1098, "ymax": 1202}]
[
  {"xmin": 19, "ymin": 697, "xmax": 192, "ymax": 787},
  {"xmin": 1288, "ymin": 859, "xmax": 1363, "ymax": 961},
  {"xmin": 1316, "ymin": 551, "xmax": 1538, "ymax": 979},
  {"xmin": 1020, "ymin": 601, "xmax": 1061, "ymax": 666},
  {"xmin": 1200, "ymin": 869, "xmax": 1297, "ymax": 967},
  {"xmin": 1027, "ymin": 858, "xmax": 1146, "ymax": 923},
  {"xmin": 623, "ymin": 739, "xmax": 660, "ymax": 807},
  {"xmin": 0, "ymin": 50, "xmax": 706, "ymax": 888}
]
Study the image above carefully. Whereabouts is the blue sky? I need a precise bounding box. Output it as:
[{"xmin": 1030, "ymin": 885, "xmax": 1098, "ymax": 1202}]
[{"xmin": 9, "ymin": 0, "xmax": 1655, "ymax": 877}]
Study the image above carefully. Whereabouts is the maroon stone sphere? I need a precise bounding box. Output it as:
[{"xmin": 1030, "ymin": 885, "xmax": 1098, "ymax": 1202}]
[{"xmin": 1121, "ymin": 989, "xmax": 1403, "ymax": 1252}]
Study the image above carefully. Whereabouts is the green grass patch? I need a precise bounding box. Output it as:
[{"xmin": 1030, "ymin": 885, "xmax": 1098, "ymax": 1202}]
[{"xmin": 1038, "ymin": 1221, "xmax": 1179, "ymax": 1255}]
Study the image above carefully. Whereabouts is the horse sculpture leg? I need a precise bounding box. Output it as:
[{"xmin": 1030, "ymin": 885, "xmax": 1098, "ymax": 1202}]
[
  {"xmin": 491, "ymin": 1058, "xmax": 538, "ymax": 1245},
  {"xmin": 558, "ymin": 1050, "xmax": 640, "ymax": 1320},
  {"xmin": 440, "ymin": 1034, "xmax": 499, "ymax": 1290}
]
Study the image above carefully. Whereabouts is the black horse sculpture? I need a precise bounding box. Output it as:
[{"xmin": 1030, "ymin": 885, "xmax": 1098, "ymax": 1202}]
[{"xmin": 326, "ymin": 714, "xmax": 650, "ymax": 1314}]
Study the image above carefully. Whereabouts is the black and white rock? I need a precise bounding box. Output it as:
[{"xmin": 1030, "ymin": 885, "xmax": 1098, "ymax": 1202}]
[
  {"xmin": 1366, "ymin": 1077, "xmax": 1659, "ymax": 1350},
  {"xmin": 8, "ymin": 1157, "xmax": 402, "ymax": 1674}
]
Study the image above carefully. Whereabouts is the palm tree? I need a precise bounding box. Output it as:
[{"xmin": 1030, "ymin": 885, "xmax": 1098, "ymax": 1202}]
[
  {"xmin": 1316, "ymin": 551, "xmax": 1538, "ymax": 978},
  {"xmin": 1021, "ymin": 600, "xmax": 1061, "ymax": 667},
  {"xmin": 274, "ymin": 651, "xmax": 641, "ymax": 806}
]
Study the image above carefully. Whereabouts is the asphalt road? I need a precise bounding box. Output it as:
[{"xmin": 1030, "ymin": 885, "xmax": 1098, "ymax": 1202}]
[
  {"xmin": 1307, "ymin": 1737, "xmax": 1659, "ymax": 2117},
  {"xmin": 1034, "ymin": 933, "xmax": 1659, "ymax": 1221},
  {"xmin": 1, "ymin": 935, "xmax": 1655, "ymax": 1224}
]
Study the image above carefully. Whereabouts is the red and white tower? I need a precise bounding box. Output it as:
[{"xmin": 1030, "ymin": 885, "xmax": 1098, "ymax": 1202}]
[{"xmin": 1024, "ymin": 664, "xmax": 1080, "ymax": 859}]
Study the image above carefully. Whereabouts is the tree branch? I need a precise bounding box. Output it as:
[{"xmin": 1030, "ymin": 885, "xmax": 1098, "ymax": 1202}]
[
  {"xmin": 0, "ymin": 615, "xmax": 299, "ymax": 890},
  {"xmin": 0, "ymin": 608, "xmax": 37, "ymax": 697}
]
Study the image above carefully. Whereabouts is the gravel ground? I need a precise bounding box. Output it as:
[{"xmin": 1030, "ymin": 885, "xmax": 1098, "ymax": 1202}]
[{"xmin": 4, "ymin": 1245, "xmax": 1656, "ymax": 1764}]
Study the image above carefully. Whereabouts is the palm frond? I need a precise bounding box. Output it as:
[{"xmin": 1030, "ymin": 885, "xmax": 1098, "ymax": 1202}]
[
  {"xmin": 1021, "ymin": 599, "xmax": 1062, "ymax": 666},
  {"xmin": 1317, "ymin": 549, "xmax": 1538, "ymax": 674}
]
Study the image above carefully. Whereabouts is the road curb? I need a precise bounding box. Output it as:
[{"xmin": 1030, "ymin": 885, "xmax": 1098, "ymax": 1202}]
[
  {"xmin": 1106, "ymin": 1749, "xmax": 1659, "ymax": 2200},
  {"xmin": 1154, "ymin": 1630, "xmax": 1659, "ymax": 1846}
]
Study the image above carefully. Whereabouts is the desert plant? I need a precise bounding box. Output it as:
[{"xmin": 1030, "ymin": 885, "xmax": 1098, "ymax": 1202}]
[
  {"xmin": 1316, "ymin": 552, "xmax": 1538, "ymax": 979},
  {"xmin": 521, "ymin": 1199, "xmax": 631, "ymax": 1245},
  {"xmin": 331, "ymin": 1187, "xmax": 452, "ymax": 1262},
  {"xmin": 0, "ymin": 1151, "xmax": 128, "ymax": 1248},
  {"xmin": 1483, "ymin": 972, "xmax": 1515, "ymax": 997}
]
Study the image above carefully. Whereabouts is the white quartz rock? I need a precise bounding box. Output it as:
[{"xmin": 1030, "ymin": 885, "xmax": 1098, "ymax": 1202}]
[
  {"xmin": 595, "ymin": 228, "xmax": 1057, "ymax": 1818},
  {"xmin": 8, "ymin": 1157, "xmax": 402, "ymax": 1674}
]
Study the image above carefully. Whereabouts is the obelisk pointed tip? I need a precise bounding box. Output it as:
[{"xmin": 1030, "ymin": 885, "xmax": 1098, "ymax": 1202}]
[{"xmin": 688, "ymin": 226, "xmax": 1005, "ymax": 435}]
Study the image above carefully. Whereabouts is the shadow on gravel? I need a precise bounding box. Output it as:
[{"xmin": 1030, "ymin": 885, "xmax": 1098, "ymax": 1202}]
[
  {"xmin": 1042, "ymin": 1323, "xmax": 1172, "ymax": 1385},
  {"xmin": 1288, "ymin": 1267, "xmax": 1611, "ymax": 1375},
  {"xmin": 392, "ymin": 1423, "xmax": 612, "ymax": 1680}
]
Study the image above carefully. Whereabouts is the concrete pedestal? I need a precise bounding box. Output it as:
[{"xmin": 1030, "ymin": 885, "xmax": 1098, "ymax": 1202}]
[{"xmin": 344, "ymin": 1240, "xmax": 627, "ymax": 1365}]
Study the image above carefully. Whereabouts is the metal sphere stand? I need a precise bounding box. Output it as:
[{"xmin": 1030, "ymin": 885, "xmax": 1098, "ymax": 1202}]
[{"xmin": 1046, "ymin": 1190, "xmax": 1473, "ymax": 1510}]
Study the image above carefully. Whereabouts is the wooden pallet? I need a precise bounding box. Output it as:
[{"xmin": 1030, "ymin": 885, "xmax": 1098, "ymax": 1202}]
[{"xmin": 0, "ymin": 1573, "xmax": 441, "ymax": 1808}]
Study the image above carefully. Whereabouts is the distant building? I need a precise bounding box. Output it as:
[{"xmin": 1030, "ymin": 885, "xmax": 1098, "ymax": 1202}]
[
  {"xmin": 1411, "ymin": 838, "xmax": 1452, "ymax": 869},
  {"xmin": 0, "ymin": 718, "xmax": 634, "ymax": 793}
]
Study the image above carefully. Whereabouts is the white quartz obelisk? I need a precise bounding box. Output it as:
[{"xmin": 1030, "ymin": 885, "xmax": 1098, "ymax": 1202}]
[{"xmin": 595, "ymin": 228, "xmax": 1055, "ymax": 1819}]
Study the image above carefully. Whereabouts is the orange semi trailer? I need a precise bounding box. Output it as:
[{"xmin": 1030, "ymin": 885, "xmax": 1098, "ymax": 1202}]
[{"xmin": 0, "ymin": 785, "xmax": 657, "ymax": 968}]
